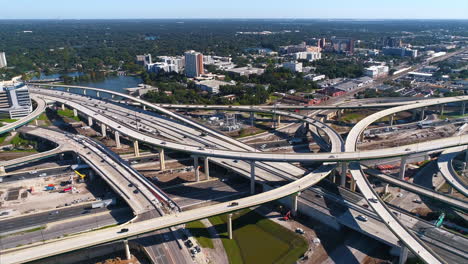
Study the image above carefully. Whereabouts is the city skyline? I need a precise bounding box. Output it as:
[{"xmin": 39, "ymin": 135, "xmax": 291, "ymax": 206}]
[{"xmin": 2, "ymin": 0, "xmax": 468, "ymax": 20}]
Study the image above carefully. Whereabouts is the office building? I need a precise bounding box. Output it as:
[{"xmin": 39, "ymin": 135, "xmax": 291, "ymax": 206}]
[
  {"xmin": 227, "ymin": 67, "xmax": 265, "ymax": 77},
  {"xmin": 136, "ymin": 54, "xmax": 152, "ymax": 66},
  {"xmin": 382, "ymin": 37, "xmax": 403, "ymax": 48},
  {"xmin": 283, "ymin": 62, "xmax": 303, "ymax": 73},
  {"xmin": 0, "ymin": 77, "xmax": 33, "ymax": 119},
  {"xmin": 280, "ymin": 42, "xmax": 308, "ymax": 54},
  {"xmin": 364, "ymin": 65, "xmax": 389, "ymax": 79},
  {"xmin": 0, "ymin": 52, "xmax": 7, "ymax": 68},
  {"xmin": 294, "ymin": 51, "xmax": 322, "ymax": 62},
  {"xmin": 185, "ymin": 50, "xmax": 204, "ymax": 78},
  {"xmin": 331, "ymin": 38, "xmax": 355, "ymax": 54},
  {"xmin": 382, "ymin": 47, "xmax": 418, "ymax": 58}
]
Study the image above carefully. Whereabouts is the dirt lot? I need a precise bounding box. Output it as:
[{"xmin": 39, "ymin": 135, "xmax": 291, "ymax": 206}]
[{"xmin": 0, "ymin": 173, "xmax": 105, "ymax": 218}]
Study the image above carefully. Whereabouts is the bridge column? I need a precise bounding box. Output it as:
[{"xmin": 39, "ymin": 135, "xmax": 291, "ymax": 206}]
[
  {"xmin": 87, "ymin": 116, "xmax": 93, "ymax": 127},
  {"xmin": 359, "ymin": 132, "xmax": 365, "ymax": 143},
  {"xmin": 96, "ymin": 91, "xmax": 100, "ymax": 97},
  {"xmin": 462, "ymin": 102, "xmax": 466, "ymax": 116},
  {"xmin": 73, "ymin": 108, "xmax": 78, "ymax": 117},
  {"xmin": 340, "ymin": 162, "xmax": 348, "ymax": 187},
  {"xmin": 440, "ymin": 104, "xmax": 445, "ymax": 116},
  {"xmin": 143, "ymin": 105, "xmax": 147, "ymax": 111},
  {"xmin": 228, "ymin": 213, "xmax": 233, "ymax": 240},
  {"xmin": 399, "ymin": 156, "xmax": 408, "ymax": 180},
  {"xmin": 350, "ymin": 179, "xmax": 357, "ymax": 192},
  {"xmin": 115, "ymin": 131, "xmax": 121, "ymax": 148},
  {"xmin": 420, "ymin": 108, "xmax": 425, "ymax": 121},
  {"xmin": 83, "ymin": 89, "xmax": 87, "ymax": 95},
  {"xmin": 277, "ymin": 115, "xmax": 281, "ymax": 127},
  {"xmin": 448, "ymin": 185, "xmax": 454, "ymax": 194},
  {"xmin": 66, "ymin": 88, "xmax": 70, "ymax": 92},
  {"xmin": 204, "ymin": 157, "xmax": 210, "ymax": 180},
  {"xmin": 390, "ymin": 114, "xmax": 395, "ymax": 127},
  {"xmin": 101, "ymin": 124, "xmax": 107, "ymax": 137},
  {"xmin": 398, "ymin": 243, "xmax": 409, "ymax": 264},
  {"xmin": 0, "ymin": 166, "xmax": 5, "ymax": 175},
  {"xmin": 250, "ymin": 161, "xmax": 256, "ymax": 195},
  {"xmin": 194, "ymin": 156, "xmax": 200, "ymax": 182},
  {"xmin": 133, "ymin": 140, "xmax": 140, "ymax": 157},
  {"xmin": 291, "ymin": 192, "xmax": 300, "ymax": 217},
  {"xmin": 88, "ymin": 170, "xmax": 95, "ymax": 182},
  {"xmin": 34, "ymin": 119, "xmax": 39, "ymax": 126},
  {"xmin": 250, "ymin": 112, "xmax": 255, "ymax": 126},
  {"xmin": 61, "ymin": 103, "xmax": 65, "ymax": 110},
  {"xmin": 123, "ymin": 239, "xmax": 131, "ymax": 260},
  {"xmin": 337, "ymin": 110, "xmax": 342, "ymax": 119},
  {"xmin": 158, "ymin": 148, "xmax": 165, "ymax": 171}
]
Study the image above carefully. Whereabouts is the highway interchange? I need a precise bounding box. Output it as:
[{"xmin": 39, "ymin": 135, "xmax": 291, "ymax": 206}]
[{"xmin": 0, "ymin": 84, "xmax": 467, "ymax": 264}]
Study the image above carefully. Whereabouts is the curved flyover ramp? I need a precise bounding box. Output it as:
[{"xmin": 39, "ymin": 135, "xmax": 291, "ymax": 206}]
[
  {"xmin": 438, "ymin": 146, "xmax": 468, "ymax": 197},
  {"xmin": 0, "ymin": 96, "xmax": 47, "ymax": 135},
  {"xmin": 344, "ymin": 100, "xmax": 460, "ymax": 264}
]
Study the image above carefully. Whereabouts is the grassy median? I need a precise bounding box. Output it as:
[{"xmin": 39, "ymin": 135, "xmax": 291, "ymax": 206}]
[
  {"xmin": 185, "ymin": 220, "xmax": 214, "ymax": 248},
  {"xmin": 209, "ymin": 209, "xmax": 308, "ymax": 264}
]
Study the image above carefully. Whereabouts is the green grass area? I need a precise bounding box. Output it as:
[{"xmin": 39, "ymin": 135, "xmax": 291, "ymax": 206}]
[
  {"xmin": 0, "ymin": 118, "xmax": 18, "ymax": 123},
  {"xmin": 36, "ymin": 113, "xmax": 52, "ymax": 126},
  {"xmin": 10, "ymin": 133, "xmax": 33, "ymax": 146},
  {"xmin": 0, "ymin": 132, "xmax": 10, "ymax": 144},
  {"xmin": 236, "ymin": 127, "xmax": 267, "ymax": 138},
  {"xmin": 209, "ymin": 209, "xmax": 308, "ymax": 264},
  {"xmin": 341, "ymin": 112, "xmax": 365, "ymax": 123},
  {"xmin": 185, "ymin": 220, "xmax": 214, "ymax": 249},
  {"xmin": 57, "ymin": 109, "xmax": 80, "ymax": 121}
]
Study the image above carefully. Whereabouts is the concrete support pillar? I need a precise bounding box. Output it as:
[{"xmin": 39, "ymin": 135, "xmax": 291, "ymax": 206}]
[
  {"xmin": 291, "ymin": 192, "xmax": 299, "ymax": 217},
  {"xmin": 420, "ymin": 108, "xmax": 425, "ymax": 121},
  {"xmin": 359, "ymin": 132, "xmax": 365, "ymax": 143},
  {"xmin": 59, "ymin": 153, "xmax": 64, "ymax": 161},
  {"xmin": 440, "ymin": 104, "xmax": 445, "ymax": 116},
  {"xmin": 111, "ymin": 94, "xmax": 115, "ymax": 99},
  {"xmin": 101, "ymin": 123, "xmax": 107, "ymax": 137},
  {"xmin": 194, "ymin": 156, "xmax": 200, "ymax": 182},
  {"xmin": 204, "ymin": 157, "xmax": 210, "ymax": 180},
  {"xmin": 115, "ymin": 131, "xmax": 121, "ymax": 148},
  {"xmin": 412, "ymin": 110, "xmax": 417, "ymax": 120},
  {"xmin": 34, "ymin": 119, "xmax": 39, "ymax": 126},
  {"xmin": 73, "ymin": 108, "xmax": 78, "ymax": 117},
  {"xmin": 88, "ymin": 170, "xmax": 95, "ymax": 182},
  {"xmin": 337, "ymin": 110, "xmax": 342, "ymax": 119},
  {"xmin": 277, "ymin": 115, "xmax": 281, "ymax": 126},
  {"xmin": 398, "ymin": 243, "xmax": 409, "ymax": 264},
  {"xmin": 133, "ymin": 140, "xmax": 140, "ymax": 157},
  {"xmin": 250, "ymin": 112, "xmax": 255, "ymax": 127},
  {"xmin": 83, "ymin": 89, "xmax": 87, "ymax": 95},
  {"xmin": 384, "ymin": 184, "xmax": 389, "ymax": 194},
  {"xmin": 87, "ymin": 116, "xmax": 93, "ymax": 127},
  {"xmin": 66, "ymin": 88, "xmax": 70, "ymax": 92},
  {"xmin": 350, "ymin": 179, "xmax": 357, "ymax": 192},
  {"xmin": 228, "ymin": 213, "xmax": 233, "ymax": 240},
  {"xmin": 250, "ymin": 161, "xmax": 256, "ymax": 195},
  {"xmin": 158, "ymin": 148, "xmax": 165, "ymax": 171},
  {"xmin": 448, "ymin": 185, "xmax": 454, "ymax": 195},
  {"xmin": 390, "ymin": 114, "xmax": 395, "ymax": 127},
  {"xmin": 399, "ymin": 156, "xmax": 408, "ymax": 180},
  {"xmin": 96, "ymin": 91, "xmax": 100, "ymax": 97},
  {"xmin": 340, "ymin": 162, "xmax": 348, "ymax": 187},
  {"xmin": 462, "ymin": 102, "xmax": 466, "ymax": 116},
  {"xmin": 123, "ymin": 239, "xmax": 131, "ymax": 260},
  {"xmin": 0, "ymin": 166, "xmax": 5, "ymax": 175},
  {"xmin": 143, "ymin": 105, "xmax": 147, "ymax": 111},
  {"xmin": 61, "ymin": 104, "xmax": 65, "ymax": 110}
]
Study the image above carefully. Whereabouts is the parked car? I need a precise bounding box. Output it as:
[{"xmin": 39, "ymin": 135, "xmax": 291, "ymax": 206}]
[{"xmin": 356, "ymin": 215, "xmax": 368, "ymax": 222}]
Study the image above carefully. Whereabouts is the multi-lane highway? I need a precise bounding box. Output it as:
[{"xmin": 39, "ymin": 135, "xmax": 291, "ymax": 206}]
[
  {"xmin": 437, "ymin": 147, "xmax": 468, "ymax": 197},
  {"xmin": 0, "ymin": 97, "xmax": 47, "ymax": 135}
]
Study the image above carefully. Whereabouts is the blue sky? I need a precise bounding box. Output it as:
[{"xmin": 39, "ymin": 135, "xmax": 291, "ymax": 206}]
[{"xmin": 1, "ymin": 0, "xmax": 467, "ymax": 19}]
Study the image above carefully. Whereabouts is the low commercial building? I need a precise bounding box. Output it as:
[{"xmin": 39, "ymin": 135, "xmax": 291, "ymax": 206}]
[
  {"xmin": 318, "ymin": 87, "xmax": 346, "ymax": 97},
  {"xmin": 283, "ymin": 61, "xmax": 303, "ymax": 73},
  {"xmin": 364, "ymin": 65, "xmax": 389, "ymax": 79},
  {"xmin": 304, "ymin": 74, "xmax": 326, "ymax": 81},
  {"xmin": 0, "ymin": 77, "xmax": 33, "ymax": 119},
  {"xmin": 294, "ymin": 51, "xmax": 322, "ymax": 62},
  {"xmin": 227, "ymin": 67, "xmax": 265, "ymax": 77},
  {"xmin": 382, "ymin": 47, "xmax": 418, "ymax": 58},
  {"xmin": 196, "ymin": 80, "xmax": 234, "ymax": 94}
]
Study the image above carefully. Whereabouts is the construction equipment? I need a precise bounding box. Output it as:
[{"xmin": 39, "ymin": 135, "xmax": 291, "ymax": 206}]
[
  {"xmin": 74, "ymin": 170, "xmax": 86, "ymax": 181},
  {"xmin": 283, "ymin": 210, "xmax": 292, "ymax": 221}
]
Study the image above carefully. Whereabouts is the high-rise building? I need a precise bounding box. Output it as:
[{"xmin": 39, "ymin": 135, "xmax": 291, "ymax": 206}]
[
  {"xmin": 184, "ymin": 50, "xmax": 204, "ymax": 78},
  {"xmin": 318, "ymin": 38, "xmax": 326, "ymax": 49},
  {"xmin": 331, "ymin": 38, "xmax": 355, "ymax": 55},
  {"xmin": 382, "ymin": 37, "xmax": 403, "ymax": 48},
  {"xmin": 0, "ymin": 52, "xmax": 7, "ymax": 69},
  {"xmin": 136, "ymin": 54, "xmax": 152, "ymax": 66}
]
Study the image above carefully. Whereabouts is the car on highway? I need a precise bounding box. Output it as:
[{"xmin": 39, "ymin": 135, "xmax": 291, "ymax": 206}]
[
  {"xmin": 295, "ymin": 228, "xmax": 305, "ymax": 235},
  {"xmin": 356, "ymin": 215, "xmax": 368, "ymax": 222},
  {"xmin": 49, "ymin": 210, "xmax": 59, "ymax": 215},
  {"xmin": 194, "ymin": 245, "xmax": 201, "ymax": 253},
  {"xmin": 198, "ymin": 147, "xmax": 205, "ymax": 150},
  {"xmin": 228, "ymin": 202, "xmax": 239, "ymax": 207},
  {"xmin": 368, "ymin": 198, "xmax": 378, "ymax": 203},
  {"xmin": 413, "ymin": 199, "xmax": 422, "ymax": 204},
  {"xmin": 133, "ymin": 190, "xmax": 139, "ymax": 194},
  {"xmin": 119, "ymin": 228, "xmax": 129, "ymax": 233}
]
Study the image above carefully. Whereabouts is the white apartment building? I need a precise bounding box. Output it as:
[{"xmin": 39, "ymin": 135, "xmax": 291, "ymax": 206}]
[
  {"xmin": 364, "ymin": 65, "xmax": 389, "ymax": 79},
  {"xmin": 283, "ymin": 61, "xmax": 303, "ymax": 73},
  {"xmin": 294, "ymin": 51, "xmax": 322, "ymax": 62},
  {"xmin": 184, "ymin": 50, "xmax": 204, "ymax": 78}
]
